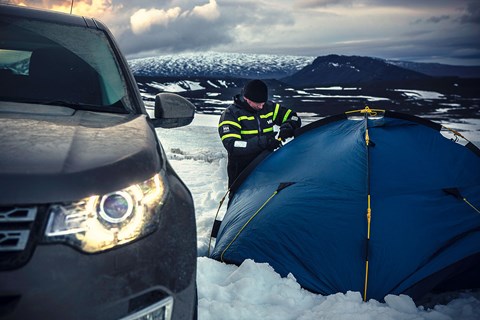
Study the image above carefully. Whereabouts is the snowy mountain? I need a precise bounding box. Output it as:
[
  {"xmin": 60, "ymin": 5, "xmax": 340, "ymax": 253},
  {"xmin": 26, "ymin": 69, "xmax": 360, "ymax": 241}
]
[
  {"xmin": 128, "ymin": 52, "xmax": 315, "ymax": 79},
  {"xmin": 131, "ymin": 52, "xmax": 480, "ymax": 120},
  {"xmin": 281, "ymin": 54, "xmax": 430, "ymax": 87},
  {"xmin": 128, "ymin": 52, "xmax": 480, "ymax": 81},
  {"xmin": 388, "ymin": 60, "xmax": 480, "ymax": 78}
]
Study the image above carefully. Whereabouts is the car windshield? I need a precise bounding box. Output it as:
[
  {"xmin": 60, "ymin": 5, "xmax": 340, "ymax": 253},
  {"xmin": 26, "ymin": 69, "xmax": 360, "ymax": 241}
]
[{"xmin": 0, "ymin": 15, "xmax": 133, "ymax": 113}]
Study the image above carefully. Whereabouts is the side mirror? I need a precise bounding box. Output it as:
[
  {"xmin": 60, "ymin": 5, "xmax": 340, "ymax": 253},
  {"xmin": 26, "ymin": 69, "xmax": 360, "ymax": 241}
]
[{"xmin": 150, "ymin": 93, "xmax": 195, "ymax": 128}]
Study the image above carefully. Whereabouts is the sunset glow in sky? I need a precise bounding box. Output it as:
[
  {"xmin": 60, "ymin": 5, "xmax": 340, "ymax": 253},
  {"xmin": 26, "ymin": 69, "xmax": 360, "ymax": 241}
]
[{"xmin": 3, "ymin": 0, "xmax": 480, "ymax": 65}]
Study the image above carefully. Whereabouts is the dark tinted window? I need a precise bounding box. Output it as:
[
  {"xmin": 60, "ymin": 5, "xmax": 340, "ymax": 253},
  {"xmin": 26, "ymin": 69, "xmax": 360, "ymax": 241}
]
[{"xmin": 0, "ymin": 15, "xmax": 133, "ymax": 112}]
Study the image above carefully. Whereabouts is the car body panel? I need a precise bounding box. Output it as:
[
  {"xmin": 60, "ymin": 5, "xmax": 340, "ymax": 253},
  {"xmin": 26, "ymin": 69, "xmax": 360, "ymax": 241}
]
[{"xmin": 0, "ymin": 105, "xmax": 161, "ymax": 204}]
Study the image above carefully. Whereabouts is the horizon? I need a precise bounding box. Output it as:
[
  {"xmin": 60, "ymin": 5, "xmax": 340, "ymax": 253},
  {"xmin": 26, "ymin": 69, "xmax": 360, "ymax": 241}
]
[
  {"xmin": 127, "ymin": 51, "xmax": 480, "ymax": 67},
  {"xmin": 3, "ymin": 1, "xmax": 480, "ymax": 66}
]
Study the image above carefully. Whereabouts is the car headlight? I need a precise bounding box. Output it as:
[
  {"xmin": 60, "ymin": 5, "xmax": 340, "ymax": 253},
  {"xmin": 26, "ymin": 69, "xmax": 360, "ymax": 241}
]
[{"xmin": 44, "ymin": 172, "xmax": 168, "ymax": 253}]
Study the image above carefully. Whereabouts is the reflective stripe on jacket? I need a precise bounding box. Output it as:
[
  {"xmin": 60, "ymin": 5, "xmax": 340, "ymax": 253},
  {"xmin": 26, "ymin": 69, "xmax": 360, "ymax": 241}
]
[
  {"xmin": 218, "ymin": 95, "xmax": 301, "ymax": 186},
  {"xmin": 219, "ymin": 96, "xmax": 300, "ymax": 148}
]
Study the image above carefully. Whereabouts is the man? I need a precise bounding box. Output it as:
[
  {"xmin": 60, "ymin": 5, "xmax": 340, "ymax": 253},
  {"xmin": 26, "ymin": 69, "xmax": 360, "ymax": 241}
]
[{"xmin": 218, "ymin": 79, "xmax": 301, "ymax": 187}]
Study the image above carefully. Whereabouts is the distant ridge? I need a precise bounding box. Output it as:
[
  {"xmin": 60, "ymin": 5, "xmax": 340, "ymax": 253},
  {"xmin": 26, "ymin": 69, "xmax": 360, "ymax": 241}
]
[
  {"xmin": 281, "ymin": 54, "xmax": 430, "ymax": 87},
  {"xmin": 387, "ymin": 60, "xmax": 480, "ymax": 78}
]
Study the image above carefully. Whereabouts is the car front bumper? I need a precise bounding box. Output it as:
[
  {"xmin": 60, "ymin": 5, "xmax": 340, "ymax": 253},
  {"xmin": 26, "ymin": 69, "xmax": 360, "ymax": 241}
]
[{"xmin": 0, "ymin": 174, "xmax": 197, "ymax": 320}]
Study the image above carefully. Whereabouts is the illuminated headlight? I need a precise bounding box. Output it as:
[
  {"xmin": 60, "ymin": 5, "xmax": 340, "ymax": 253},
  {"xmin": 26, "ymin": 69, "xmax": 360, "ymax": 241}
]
[
  {"xmin": 44, "ymin": 172, "xmax": 168, "ymax": 253},
  {"xmin": 99, "ymin": 191, "xmax": 134, "ymax": 224}
]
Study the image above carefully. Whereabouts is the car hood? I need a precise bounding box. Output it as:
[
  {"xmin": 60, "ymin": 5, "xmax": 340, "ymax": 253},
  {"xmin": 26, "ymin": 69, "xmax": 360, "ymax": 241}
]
[{"xmin": 0, "ymin": 107, "xmax": 162, "ymax": 204}]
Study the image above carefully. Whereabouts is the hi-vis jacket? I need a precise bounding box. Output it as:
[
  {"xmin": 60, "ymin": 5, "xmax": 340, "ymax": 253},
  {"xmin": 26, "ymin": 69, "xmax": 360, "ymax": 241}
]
[{"xmin": 218, "ymin": 95, "xmax": 301, "ymax": 186}]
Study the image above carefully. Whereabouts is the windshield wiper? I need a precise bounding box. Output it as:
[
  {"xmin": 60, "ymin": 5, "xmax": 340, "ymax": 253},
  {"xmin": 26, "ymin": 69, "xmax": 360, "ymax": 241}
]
[
  {"xmin": 1, "ymin": 97, "xmax": 129, "ymax": 114},
  {"xmin": 44, "ymin": 99, "xmax": 130, "ymax": 113}
]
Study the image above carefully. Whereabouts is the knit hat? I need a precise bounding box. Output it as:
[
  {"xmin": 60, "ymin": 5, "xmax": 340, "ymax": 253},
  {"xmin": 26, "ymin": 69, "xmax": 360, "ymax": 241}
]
[{"xmin": 243, "ymin": 79, "xmax": 268, "ymax": 103}]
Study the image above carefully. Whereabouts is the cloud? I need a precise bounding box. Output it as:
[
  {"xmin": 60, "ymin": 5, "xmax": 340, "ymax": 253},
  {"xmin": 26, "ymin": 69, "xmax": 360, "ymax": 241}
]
[
  {"xmin": 130, "ymin": 7, "xmax": 181, "ymax": 34},
  {"xmin": 129, "ymin": 0, "xmax": 220, "ymax": 35},
  {"xmin": 67, "ymin": 0, "xmax": 116, "ymax": 16},
  {"xmin": 294, "ymin": 0, "xmax": 352, "ymax": 8},
  {"xmin": 191, "ymin": 0, "xmax": 220, "ymax": 21},
  {"xmin": 414, "ymin": 15, "xmax": 450, "ymax": 24},
  {"xmin": 2, "ymin": 0, "xmax": 117, "ymax": 16},
  {"xmin": 426, "ymin": 15, "xmax": 450, "ymax": 23},
  {"xmin": 294, "ymin": 0, "xmax": 472, "ymax": 9},
  {"xmin": 4, "ymin": 0, "xmax": 479, "ymax": 65},
  {"xmin": 459, "ymin": 1, "xmax": 480, "ymax": 24},
  {"xmin": 122, "ymin": 0, "xmax": 227, "ymax": 55},
  {"xmin": 119, "ymin": 1, "xmax": 241, "ymax": 57},
  {"xmin": 118, "ymin": 0, "xmax": 298, "ymax": 57}
]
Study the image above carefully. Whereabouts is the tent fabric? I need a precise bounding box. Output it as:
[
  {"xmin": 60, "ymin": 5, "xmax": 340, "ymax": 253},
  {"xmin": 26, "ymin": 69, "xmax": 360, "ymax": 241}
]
[{"xmin": 210, "ymin": 110, "xmax": 480, "ymax": 301}]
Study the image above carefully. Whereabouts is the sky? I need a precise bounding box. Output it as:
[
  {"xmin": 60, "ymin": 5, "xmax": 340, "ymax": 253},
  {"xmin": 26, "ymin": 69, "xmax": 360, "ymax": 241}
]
[{"xmin": 3, "ymin": 0, "xmax": 480, "ymax": 65}]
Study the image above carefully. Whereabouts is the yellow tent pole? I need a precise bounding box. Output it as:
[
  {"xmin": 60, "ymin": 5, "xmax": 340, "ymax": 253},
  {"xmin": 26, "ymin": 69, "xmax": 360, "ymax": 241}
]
[
  {"xmin": 363, "ymin": 194, "xmax": 372, "ymax": 301},
  {"xmin": 345, "ymin": 106, "xmax": 384, "ymax": 116},
  {"xmin": 463, "ymin": 198, "xmax": 480, "ymax": 214},
  {"xmin": 219, "ymin": 182, "xmax": 295, "ymax": 262},
  {"xmin": 362, "ymin": 108, "xmax": 373, "ymax": 302},
  {"xmin": 220, "ymin": 190, "xmax": 278, "ymax": 262}
]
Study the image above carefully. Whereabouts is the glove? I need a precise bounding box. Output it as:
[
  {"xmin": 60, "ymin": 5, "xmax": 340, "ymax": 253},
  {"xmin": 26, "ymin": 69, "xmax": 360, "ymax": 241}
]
[
  {"xmin": 266, "ymin": 137, "xmax": 282, "ymax": 151},
  {"xmin": 278, "ymin": 123, "xmax": 295, "ymax": 141}
]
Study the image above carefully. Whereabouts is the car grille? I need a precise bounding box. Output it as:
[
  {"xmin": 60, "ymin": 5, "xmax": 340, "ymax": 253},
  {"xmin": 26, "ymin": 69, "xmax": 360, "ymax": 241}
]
[{"xmin": 0, "ymin": 206, "xmax": 48, "ymax": 270}]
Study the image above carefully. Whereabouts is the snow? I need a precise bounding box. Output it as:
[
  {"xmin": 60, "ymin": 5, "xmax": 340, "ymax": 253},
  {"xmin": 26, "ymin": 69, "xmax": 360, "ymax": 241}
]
[
  {"xmin": 394, "ymin": 89, "xmax": 446, "ymax": 100},
  {"xmin": 146, "ymin": 80, "xmax": 204, "ymax": 93},
  {"xmin": 293, "ymin": 92, "xmax": 390, "ymax": 102},
  {"xmin": 306, "ymin": 86, "xmax": 360, "ymax": 90},
  {"xmin": 128, "ymin": 52, "xmax": 315, "ymax": 78},
  {"xmin": 155, "ymin": 113, "xmax": 480, "ymax": 320},
  {"xmin": 286, "ymin": 88, "xmax": 389, "ymax": 101}
]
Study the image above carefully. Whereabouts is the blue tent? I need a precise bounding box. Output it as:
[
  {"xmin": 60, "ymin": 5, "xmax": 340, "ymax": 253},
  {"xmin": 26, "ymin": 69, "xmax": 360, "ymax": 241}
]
[{"xmin": 210, "ymin": 108, "xmax": 480, "ymax": 301}]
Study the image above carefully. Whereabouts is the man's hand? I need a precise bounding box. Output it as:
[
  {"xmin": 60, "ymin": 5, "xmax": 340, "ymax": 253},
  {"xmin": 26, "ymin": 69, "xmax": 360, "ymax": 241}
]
[
  {"xmin": 278, "ymin": 123, "xmax": 295, "ymax": 141},
  {"xmin": 266, "ymin": 137, "xmax": 282, "ymax": 151}
]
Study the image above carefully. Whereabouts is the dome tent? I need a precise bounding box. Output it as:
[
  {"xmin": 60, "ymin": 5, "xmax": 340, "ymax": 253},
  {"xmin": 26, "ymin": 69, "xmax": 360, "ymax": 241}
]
[{"xmin": 210, "ymin": 108, "xmax": 480, "ymax": 302}]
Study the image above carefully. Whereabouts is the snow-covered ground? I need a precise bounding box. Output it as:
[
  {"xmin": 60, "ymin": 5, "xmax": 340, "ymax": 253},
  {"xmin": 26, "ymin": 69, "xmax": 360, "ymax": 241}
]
[
  {"xmin": 394, "ymin": 89, "xmax": 446, "ymax": 100},
  {"xmin": 155, "ymin": 113, "xmax": 480, "ymax": 320}
]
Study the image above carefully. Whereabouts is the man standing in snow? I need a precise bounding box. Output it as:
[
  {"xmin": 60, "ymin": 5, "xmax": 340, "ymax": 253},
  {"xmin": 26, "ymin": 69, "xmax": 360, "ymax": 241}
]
[{"xmin": 218, "ymin": 79, "xmax": 301, "ymax": 187}]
